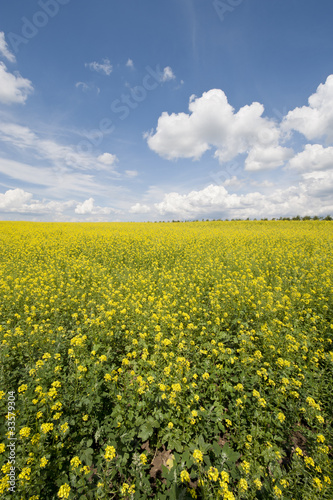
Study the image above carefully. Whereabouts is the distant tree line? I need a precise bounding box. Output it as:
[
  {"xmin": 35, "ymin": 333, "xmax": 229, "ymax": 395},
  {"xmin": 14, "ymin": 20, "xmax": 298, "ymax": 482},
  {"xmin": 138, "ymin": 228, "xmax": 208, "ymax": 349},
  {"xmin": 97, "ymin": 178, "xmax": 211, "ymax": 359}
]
[{"xmin": 150, "ymin": 215, "xmax": 333, "ymax": 222}]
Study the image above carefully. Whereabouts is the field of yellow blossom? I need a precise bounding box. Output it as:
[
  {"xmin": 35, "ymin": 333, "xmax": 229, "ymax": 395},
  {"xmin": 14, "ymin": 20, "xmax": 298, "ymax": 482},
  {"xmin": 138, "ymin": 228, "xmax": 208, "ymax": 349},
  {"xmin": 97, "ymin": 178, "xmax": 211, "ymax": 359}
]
[{"xmin": 0, "ymin": 220, "xmax": 332, "ymax": 499}]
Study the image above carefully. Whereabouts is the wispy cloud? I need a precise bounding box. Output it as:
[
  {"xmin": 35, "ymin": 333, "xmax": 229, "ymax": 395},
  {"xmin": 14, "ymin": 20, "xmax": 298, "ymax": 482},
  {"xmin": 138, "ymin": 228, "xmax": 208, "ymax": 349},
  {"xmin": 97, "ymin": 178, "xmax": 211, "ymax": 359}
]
[
  {"xmin": 0, "ymin": 32, "xmax": 16, "ymax": 63},
  {"xmin": 161, "ymin": 66, "xmax": 175, "ymax": 82},
  {"xmin": 75, "ymin": 81, "xmax": 100, "ymax": 94},
  {"xmin": 126, "ymin": 58, "xmax": 134, "ymax": 68},
  {"xmin": 0, "ymin": 121, "xmax": 118, "ymax": 172},
  {"xmin": 85, "ymin": 58, "xmax": 112, "ymax": 75},
  {"xmin": 0, "ymin": 62, "xmax": 33, "ymax": 104}
]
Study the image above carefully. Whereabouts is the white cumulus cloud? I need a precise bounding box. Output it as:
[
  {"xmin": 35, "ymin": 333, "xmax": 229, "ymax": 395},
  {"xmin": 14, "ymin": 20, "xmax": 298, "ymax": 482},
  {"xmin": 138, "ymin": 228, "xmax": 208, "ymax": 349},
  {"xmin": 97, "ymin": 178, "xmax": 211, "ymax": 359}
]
[
  {"xmin": 146, "ymin": 89, "xmax": 291, "ymax": 170},
  {"xmin": 75, "ymin": 198, "xmax": 119, "ymax": 215},
  {"xmin": 129, "ymin": 203, "xmax": 150, "ymax": 214},
  {"xmin": 283, "ymin": 74, "xmax": 333, "ymax": 142},
  {"xmin": 245, "ymin": 145, "xmax": 293, "ymax": 171},
  {"xmin": 0, "ymin": 188, "xmax": 32, "ymax": 210},
  {"xmin": 153, "ymin": 180, "xmax": 333, "ymax": 219},
  {"xmin": 97, "ymin": 153, "xmax": 118, "ymax": 166},
  {"xmin": 287, "ymin": 144, "xmax": 333, "ymax": 172},
  {"xmin": 0, "ymin": 188, "xmax": 75, "ymax": 214}
]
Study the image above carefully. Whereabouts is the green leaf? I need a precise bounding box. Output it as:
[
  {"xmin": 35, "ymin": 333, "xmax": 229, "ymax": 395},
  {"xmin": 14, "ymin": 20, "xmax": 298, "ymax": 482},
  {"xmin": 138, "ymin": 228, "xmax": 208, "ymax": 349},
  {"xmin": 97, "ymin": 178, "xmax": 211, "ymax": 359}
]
[{"xmin": 138, "ymin": 423, "xmax": 153, "ymax": 441}]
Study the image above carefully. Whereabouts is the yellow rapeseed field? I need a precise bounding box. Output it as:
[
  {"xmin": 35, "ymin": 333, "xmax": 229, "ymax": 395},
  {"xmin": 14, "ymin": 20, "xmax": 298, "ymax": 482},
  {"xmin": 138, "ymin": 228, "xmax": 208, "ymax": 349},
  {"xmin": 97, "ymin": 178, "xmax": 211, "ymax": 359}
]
[{"xmin": 0, "ymin": 220, "xmax": 332, "ymax": 499}]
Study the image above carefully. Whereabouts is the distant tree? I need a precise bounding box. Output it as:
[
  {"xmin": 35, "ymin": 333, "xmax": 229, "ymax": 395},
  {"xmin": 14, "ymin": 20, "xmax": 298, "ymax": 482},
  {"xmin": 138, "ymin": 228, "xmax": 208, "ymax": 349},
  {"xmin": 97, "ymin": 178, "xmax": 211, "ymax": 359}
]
[
  {"xmin": 293, "ymin": 215, "xmax": 301, "ymax": 220},
  {"xmin": 324, "ymin": 215, "xmax": 332, "ymax": 220},
  {"xmin": 313, "ymin": 215, "xmax": 319, "ymax": 220},
  {"xmin": 302, "ymin": 215, "xmax": 311, "ymax": 220}
]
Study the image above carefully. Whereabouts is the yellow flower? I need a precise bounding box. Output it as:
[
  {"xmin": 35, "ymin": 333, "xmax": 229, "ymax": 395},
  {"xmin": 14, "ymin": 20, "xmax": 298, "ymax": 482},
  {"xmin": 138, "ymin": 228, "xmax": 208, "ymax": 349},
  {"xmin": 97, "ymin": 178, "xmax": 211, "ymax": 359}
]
[
  {"xmin": 171, "ymin": 383, "xmax": 182, "ymax": 392},
  {"xmin": 180, "ymin": 470, "xmax": 190, "ymax": 483},
  {"xmin": 317, "ymin": 434, "xmax": 325, "ymax": 443},
  {"xmin": 40, "ymin": 457, "xmax": 48, "ymax": 468},
  {"xmin": 104, "ymin": 445, "xmax": 116, "ymax": 461},
  {"xmin": 19, "ymin": 427, "xmax": 31, "ymax": 438},
  {"xmin": 70, "ymin": 456, "xmax": 82, "ymax": 469},
  {"xmin": 167, "ymin": 422, "xmax": 174, "ymax": 429},
  {"xmin": 202, "ymin": 372, "xmax": 210, "ymax": 380},
  {"xmin": 60, "ymin": 422, "xmax": 69, "ymax": 433},
  {"xmin": 254, "ymin": 478, "xmax": 262, "ymax": 489},
  {"xmin": 234, "ymin": 383, "xmax": 244, "ymax": 391},
  {"xmin": 41, "ymin": 423, "xmax": 54, "ymax": 434},
  {"xmin": 240, "ymin": 460, "xmax": 250, "ymax": 474},
  {"xmin": 80, "ymin": 466, "xmax": 90, "ymax": 475},
  {"xmin": 31, "ymin": 433, "xmax": 40, "ymax": 445},
  {"xmin": 295, "ymin": 447, "xmax": 303, "ymax": 456},
  {"xmin": 18, "ymin": 384, "xmax": 28, "ymax": 394},
  {"xmin": 277, "ymin": 412, "xmax": 285, "ymax": 422},
  {"xmin": 304, "ymin": 456, "xmax": 315, "ymax": 467},
  {"xmin": 221, "ymin": 471, "xmax": 229, "ymax": 483},
  {"xmin": 2, "ymin": 463, "xmax": 11, "ymax": 473},
  {"xmin": 273, "ymin": 485, "xmax": 282, "ymax": 497},
  {"xmin": 104, "ymin": 373, "xmax": 112, "ymax": 381},
  {"xmin": 0, "ymin": 443, "xmax": 5, "ymax": 454},
  {"xmin": 225, "ymin": 419, "xmax": 232, "ymax": 427},
  {"xmin": 57, "ymin": 483, "xmax": 71, "ymax": 498},
  {"xmin": 120, "ymin": 482, "xmax": 135, "ymax": 495},
  {"xmin": 313, "ymin": 477, "xmax": 323, "ymax": 491},
  {"xmin": 82, "ymin": 414, "xmax": 88, "ymax": 421},
  {"xmin": 139, "ymin": 453, "xmax": 147, "ymax": 465},
  {"xmin": 192, "ymin": 449, "xmax": 203, "ymax": 463},
  {"xmin": 208, "ymin": 466, "xmax": 219, "ymax": 481},
  {"xmin": 18, "ymin": 467, "xmax": 31, "ymax": 482},
  {"xmin": 238, "ymin": 478, "xmax": 248, "ymax": 492}
]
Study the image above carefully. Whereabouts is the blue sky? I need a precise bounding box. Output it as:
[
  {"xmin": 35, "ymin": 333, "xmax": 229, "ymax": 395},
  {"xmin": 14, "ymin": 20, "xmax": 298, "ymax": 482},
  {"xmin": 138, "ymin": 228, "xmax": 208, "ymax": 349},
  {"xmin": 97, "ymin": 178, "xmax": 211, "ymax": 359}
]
[{"xmin": 0, "ymin": 0, "xmax": 333, "ymax": 221}]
